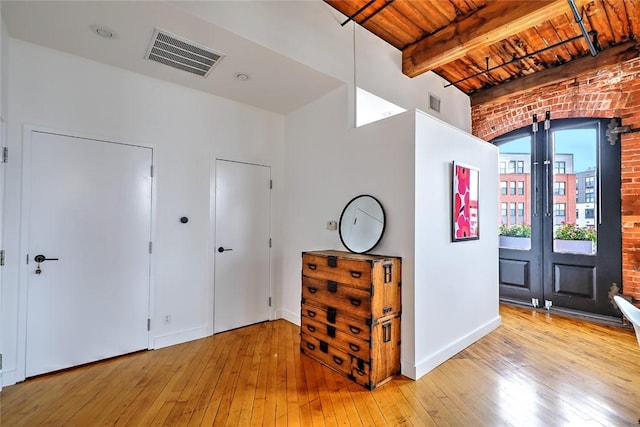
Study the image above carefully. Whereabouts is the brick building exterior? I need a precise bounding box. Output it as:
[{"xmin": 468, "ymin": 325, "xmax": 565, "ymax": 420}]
[{"xmin": 472, "ymin": 56, "xmax": 640, "ymax": 302}]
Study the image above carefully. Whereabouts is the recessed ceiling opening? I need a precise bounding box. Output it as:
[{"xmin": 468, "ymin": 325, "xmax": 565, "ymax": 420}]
[
  {"xmin": 145, "ymin": 28, "xmax": 225, "ymax": 77},
  {"xmin": 356, "ymin": 87, "xmax": 407, "ymax": 128}
]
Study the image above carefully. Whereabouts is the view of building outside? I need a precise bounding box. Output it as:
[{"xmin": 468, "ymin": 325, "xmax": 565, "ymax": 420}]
[{"xmin": 497, "ymin": 128, "xmax": 598, "ymax": 254}]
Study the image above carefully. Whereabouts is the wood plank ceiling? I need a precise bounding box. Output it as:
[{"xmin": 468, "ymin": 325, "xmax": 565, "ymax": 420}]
[{"xmin": 324, "ymin": 0, "xmax": 640, "ymax": 104}]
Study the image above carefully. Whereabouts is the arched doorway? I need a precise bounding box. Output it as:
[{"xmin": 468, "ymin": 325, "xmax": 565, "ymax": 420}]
[{"xmin": 494, "ymin": 117, "xmax": 621, "ymax": 318}]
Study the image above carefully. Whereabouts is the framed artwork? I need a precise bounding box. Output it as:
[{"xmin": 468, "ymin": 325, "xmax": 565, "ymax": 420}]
[{"xmin": 452, "ymin": 161, "xmax": 479, "ymax": 241}]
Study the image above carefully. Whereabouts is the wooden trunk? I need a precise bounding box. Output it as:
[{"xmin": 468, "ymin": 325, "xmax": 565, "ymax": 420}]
[{"xmin": 300, "ymin": 250, "xmax": 401, "ymax": 390}]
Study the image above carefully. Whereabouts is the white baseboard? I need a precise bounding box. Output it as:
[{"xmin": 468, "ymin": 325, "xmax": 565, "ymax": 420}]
[
  {"xmin": 154, "ymin": 326, "xmax": 209, "ymax": 349},
  {"xmin": 2, "ymin": 369, "xmax": 18, "ymax": 387},
  {"xmin": 411, "ymin": 315, "xmax": 502, "ymax": 381},
  {"xmin": 280, "ymin": 308, "xmax": 300, "ymax": 326}
]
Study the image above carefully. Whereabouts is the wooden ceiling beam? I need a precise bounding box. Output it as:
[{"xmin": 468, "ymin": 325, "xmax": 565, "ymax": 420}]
[
  {"xmin": 402, "ymin": 0, "xmax": 571, "ymax": 78},
  {"xmin": 470, "ymin": 41, "xmax": 640, "ymax": 106}
]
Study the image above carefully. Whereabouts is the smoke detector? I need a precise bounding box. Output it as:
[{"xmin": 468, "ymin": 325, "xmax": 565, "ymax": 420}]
[{"xmin": 145, "ymin": 28, "xmax": 225, "ymax": 77}]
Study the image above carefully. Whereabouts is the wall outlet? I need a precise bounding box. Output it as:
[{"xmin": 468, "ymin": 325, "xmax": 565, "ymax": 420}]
[
  {"xmin": 163, "ymin": 314, "xmax": 171, "ymax": 325},
  {"xmin": 327, "ymin": 220, "xmax": 337, "ymax": 231}
]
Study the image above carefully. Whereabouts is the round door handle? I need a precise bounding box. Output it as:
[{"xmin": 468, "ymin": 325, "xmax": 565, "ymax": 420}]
[{"xmin": 217, "ymin": 247, "xmax": 233, "ymax": 253}]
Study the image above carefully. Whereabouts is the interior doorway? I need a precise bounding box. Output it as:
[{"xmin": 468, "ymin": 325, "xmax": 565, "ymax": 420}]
[
  {"xmin": 23, "ymin": 130, "xmax": 153, "ymax": 377},
  {"xmin": 494, "ymin": 117, "xmax": 621, "ymax": 317},
  {"xmin": 214, "ymin": 160, "xmax": 271, "ymax": 333}
]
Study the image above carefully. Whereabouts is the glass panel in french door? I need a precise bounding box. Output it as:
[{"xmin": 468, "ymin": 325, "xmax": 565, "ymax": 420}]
[
  {"xmin": 498, "ymin": 135, "xmax": 532, "ymax": 250},
  {"xmin": 551, "ymin": 128, "xmax": 597, "ymax": 255}
]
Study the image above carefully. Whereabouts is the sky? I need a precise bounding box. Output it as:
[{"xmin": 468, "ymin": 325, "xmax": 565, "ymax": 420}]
[{"xmin": 498, "ymin": 128, "xmax": 597, "ymax": 173}]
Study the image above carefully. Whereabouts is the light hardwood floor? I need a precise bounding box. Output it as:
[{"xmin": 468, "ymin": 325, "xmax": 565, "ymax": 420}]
[{"xmin": 1, "ymin": 304, "xmax": 639, "ymax": 426}]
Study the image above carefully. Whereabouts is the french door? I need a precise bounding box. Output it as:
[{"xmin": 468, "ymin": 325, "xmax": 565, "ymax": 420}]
[{"xmin": 495, "ymin": 117, "xmax": 621, "ymax": 317}]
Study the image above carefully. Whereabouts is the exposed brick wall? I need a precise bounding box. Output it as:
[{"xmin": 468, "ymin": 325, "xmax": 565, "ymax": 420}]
[{"xmin": 472, "ymin": 57, "xmax": 640, "ymax": 302}]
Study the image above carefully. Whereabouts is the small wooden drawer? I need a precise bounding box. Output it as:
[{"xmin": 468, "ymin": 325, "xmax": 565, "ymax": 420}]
[
  {"xmin": 302, "ymin": 252, "xmax": 372, "ymax": 289},
  {"xmin": 301, "ymin": 315, "xmax": 369, "ymax": 361},
  {"xmin": 301, "ymin": 302, "xmax": 371, "ymax": 341},
  {"xmin": 300, "ymin": 334, "xmax": 351, "ymax": 377},
  {"xmin": 302, "ymin": 276, "xmax": 372, "ymax": 319}
]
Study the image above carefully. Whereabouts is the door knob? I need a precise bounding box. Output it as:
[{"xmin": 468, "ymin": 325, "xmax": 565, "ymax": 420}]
[
  {"xmin": 217, "ymin": 247, "xmax": 233, "ymax": 253},
  {"xmin": 34, "ymin": 254, "xmax": 59, "ymax": 263}
]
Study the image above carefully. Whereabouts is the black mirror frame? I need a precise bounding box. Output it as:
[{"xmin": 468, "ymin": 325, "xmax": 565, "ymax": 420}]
[{"xmin": 338, "ymin": 194, "xmax": 386, "ymax": 254}]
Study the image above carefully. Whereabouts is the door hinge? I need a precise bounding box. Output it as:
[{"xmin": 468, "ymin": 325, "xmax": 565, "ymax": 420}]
[
  {"xmin": 269, "ymin": 238, "xmax": 272, "ymax": 248},
  {"xmin": 269, "ymin": 297, "xmax": 272, "ymax": 307},
  {"xmin": 544, "ymin": 110, "xmax": 551, "ymax": 130},
  {"xmin": 544, "ymin": 300, "xmax": 553, "ymax": 310},
  {"xmin": 269, "ymin": 179, "xmax": 272, "ymax": 189},
  {"xmin": 531, "ymin": 298, "xmax": 539, "ymax": 308},
  {"xmin": 0, "ymin": 250, "xmax": 5, "ymax": 266},
  {"xmin": 147, "ymin": 318, "xmax": 151, "ymax": 331},
  {"xmin": 150, "ymin": 165, "xmax": 154, "ymax": 177},
  {"xmin": 0, "ymin": 353, "xmax": 3, "ymax": 370},
  {"xmin": 1, "ymin": 147, "xmax": 7, "ymax": 163},
  {"xmin": 148, "ymin": 242, "xmax": 153, "ymax": 254}
]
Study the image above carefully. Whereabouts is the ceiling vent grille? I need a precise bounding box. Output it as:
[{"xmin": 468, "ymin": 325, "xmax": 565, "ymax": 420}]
[
  {"xmin": 145, "ymin": 28, "xmax": 224, "ymax": 77},
  {"xmin": 429, "ymin": 93, "xmax": 441, "ymax": 113}
]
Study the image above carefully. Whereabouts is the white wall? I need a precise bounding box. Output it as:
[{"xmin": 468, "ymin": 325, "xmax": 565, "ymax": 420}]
[
  {"xmin": 173, "ymin": 1, "xmax": 471, "ymax": 132},
  {"xmin": 2, "ymin": 39, "xmax": 285, "ymax": 385},
  {"xmin": 282, "ymin": 96, "xmax": 499, "ymax": 379},
  {"xmin": 281, "ymin": 85, "xmax": 417, "ymax": 367},
  {"xmin": 413, "ymin": 111, "xmax": 500, "ymax": 378}
]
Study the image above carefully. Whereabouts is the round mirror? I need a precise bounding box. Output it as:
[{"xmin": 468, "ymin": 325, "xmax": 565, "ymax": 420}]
[{"xmin": 339, "ymin": 195, "xmax": 385, "ymax": 254}]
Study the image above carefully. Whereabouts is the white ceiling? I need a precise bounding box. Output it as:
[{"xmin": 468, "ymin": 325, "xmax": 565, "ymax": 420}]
[{"xmin": 1, "ymin": 1, "xmax": 343, "ymax": 114}]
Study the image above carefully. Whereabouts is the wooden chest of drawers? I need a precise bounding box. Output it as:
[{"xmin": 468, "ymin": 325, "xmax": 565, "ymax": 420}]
[{"xmin": 300, "ymin": 250, "xmax": 401, "ymax": 390}]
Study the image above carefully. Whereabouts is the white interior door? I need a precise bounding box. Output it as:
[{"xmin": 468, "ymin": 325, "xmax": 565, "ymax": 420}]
[
  {"xmin": 214, "ymin": 160, "xmax": 271, "ymax": 333},
  {"xmin": 25, "ymin": 131, "xmax": 153, "ymax": 377}
]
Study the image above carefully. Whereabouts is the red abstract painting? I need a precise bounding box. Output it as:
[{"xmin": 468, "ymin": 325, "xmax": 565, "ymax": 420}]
[{"xmin": 452, "ymin": 162, "xmax": 479, "ymax": 241}]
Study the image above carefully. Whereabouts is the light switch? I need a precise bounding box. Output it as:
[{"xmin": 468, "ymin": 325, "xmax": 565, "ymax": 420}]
[{"xmin": 327, "ymin": 220, "xmax": 337, "ymax": 231}]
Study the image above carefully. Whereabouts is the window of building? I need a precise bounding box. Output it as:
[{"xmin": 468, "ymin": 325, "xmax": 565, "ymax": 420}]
[
  {"xmin": 554, "ymin": 182, "xmax": 566, "ymax": 195},
  {"xmin": 499, "ymin": 162, "xmax": 506, "ymax": 174},
  {"xmin": 517, "ymin": 181, "xmax": 524, "ymax": 195},
  {"xmin": 554, "ymin": 203, "xmax": 566, "ymax": 217},
  {"xmin": 516, "ymin": 161, "xmax": 524, "ymax": 173},
  {"xmin": 500, "ymin": 181, "xmax": 507, "ymax": 195},
  {"xmin": 517, "ymin": 203, "xmax": 524, "ymax": 224},
  {"xmin": 509, "ymin": 202, "xmax": 516, "ymax": 224},
  {"xmin": 508, "ymin": 161, "xmax": 516, "ymax": 174},
  {"xmin": 585, "ymin": 176, "xmax": 595, "ymax": 188},
  {"xmin": 585, "ymin": 208, "xmax": 595, "ymax": 219},
  {"xmin": 576, "ymin": 210, "xmax": 580, "ymax": 219},
  {"xmin": 501, "ymin": 203, "xmax": 508, "ymax": 224},
  {"xmin": 586, "ymin": 192, "xmax": 595, "ymax": 203},
  {"xmin": 509, "ymin": 181, "xmax": 516, "ymax": 195},
  {"xmin": 554, "ymin": 161, "xmax": 566, "ymax": 174}
]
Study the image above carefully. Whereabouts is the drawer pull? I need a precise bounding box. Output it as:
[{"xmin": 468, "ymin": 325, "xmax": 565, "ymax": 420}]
[
  {"xmin": 306, "ymin": 324, "xmax": 316, "ymax": 332},
  {"xmin": 320, "ymin": 340, "xmax": 329, "ymax": 353},
  {"xmin": 350, "ymin": 298, "xmax": 362, "ymax": 307},
  {"xmin": 333, "ymin": 356, "xmax": 344, "ymax": 365},
  {"xmin": 306, "ymin": 342, "xmax": 316, "ymax": 351},
  {"xmin": 307, "ymin": 309, "xmax": 316, "ymax": 318},
  {"xmin": 349, "ymin": 325, "xmax": 361, "ymax": 334},
  {"xmin": 307, "ymin": 287, "xmax": 317, "ymax": 294},
  {"xmin": 349, "ymin": 343, "xmax": 360, "ymax": 352},
  {"xmin": 354, "ymin": 368, "xmax": 365, "ymax": 377},
  {"xmin": 308, "ymin": 263, "xmax": 317, "ymax": 270},
  {"xmin": 350, "ymin": 271, "xmax": 362, "ymax": 279},
  {"xmin": 383, "ymin": 306, "xmax": 393, "ymax": 314}
]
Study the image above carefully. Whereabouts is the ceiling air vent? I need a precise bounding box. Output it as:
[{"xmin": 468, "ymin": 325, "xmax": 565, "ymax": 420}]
[
  {"xmin": 145, "ymin": 28, "xmax": 225, "ymax": 77},
  {"xmin": 429, "ymin": 93, "xmax": 441, "ymax": 113}
]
